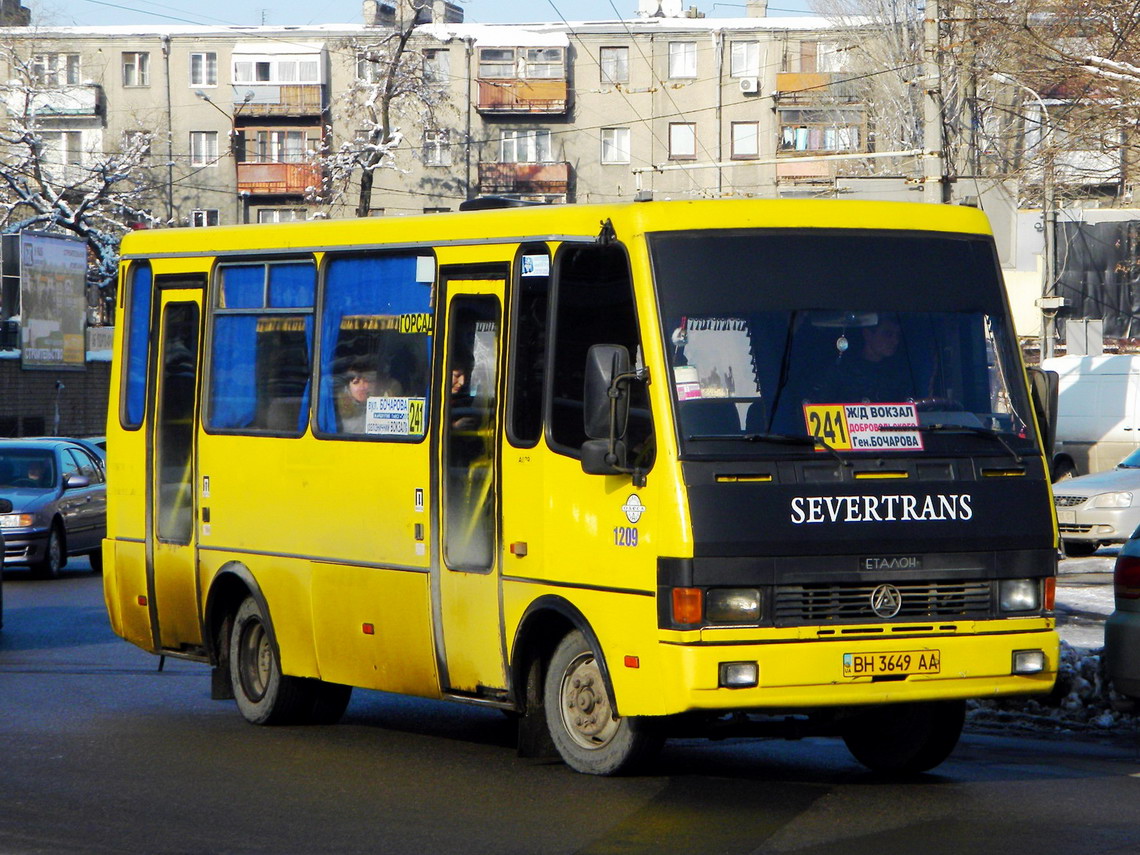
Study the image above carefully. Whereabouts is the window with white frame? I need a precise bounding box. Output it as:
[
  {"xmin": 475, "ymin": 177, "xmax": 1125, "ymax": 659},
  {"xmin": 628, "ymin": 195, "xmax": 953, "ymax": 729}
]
[
  {"xmin": 730, "ymin": 41, "xmax": 760, "ymax": 78},
  {"xmin": 40, "ymin": 130, "xmax": 82, "ymax": 173},
  {"xmin": 731, "ymin": 121, "xmax": 759, "ymax": 158},
  {"xmin": 601, "ymin": 128, "xmax": 630, "ymax": 164},
  {"xmin": 599, "ymin": 46, "xmax": 629, "ymax": 85},
  {"xmin": 668, "ymin": 42, "xmax": 696, "ymax": 79},
  {"xmin": 256, "ymin": 208, "xmax": 307, "ymax": 223},
  {"xmin": 252, "ymin": 130, "xmax": 307, "ymax": 163},
  {"xmin": 778, "ymin": 109, "xmax": 862, "ymax": 152},
  {"xmin": 191, "ymin": 209, "xmax": 219, "ymax": 227},
  {"xmin": 233, "ymin": 55, "xmax": 321, "ymax": 84},
  {"xmin": 668, "ymin": 122, "xmax": 696, "ymax": 159},
  {"xmin": 190, "ymin": 130, "xmax": 219, "ymax": 166},
  {"xmin": 190, "ymin": 52, "xmax": 218, "ymax": 87},
  {"xmin": 478, "ymin": 47, "xmax": 564, "ymax": 79},
  {"xmin": 500, "ymin": 129, "xmax": 552, "ymax": 163},
  {"xmin": 32, "ymin": 53, "xmax": 80, "ymax": 86},
  {"xmin": 423, "ymin": 49, "xmax": 450, "ymax": 86},
  {"xmin": 122, "ymin": 52, "xmax": 150, "ymax": 87},
  {"xmin": 423, "ymin": 129, "xmax": 451, "ymax": 165}
]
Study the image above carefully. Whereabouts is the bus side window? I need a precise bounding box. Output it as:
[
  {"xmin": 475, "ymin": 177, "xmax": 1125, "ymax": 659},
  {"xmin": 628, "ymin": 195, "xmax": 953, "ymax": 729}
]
[
  {"xmin": 508, "ymin": 246, "xmax": 550, "ymax": 447},
  {"xmin": 317, "ymin": 253, "xmax": 434, "ymax": 439},
  {"xmin": 548, "ymin": 245, "xmax": 654, "ymax": 466}
]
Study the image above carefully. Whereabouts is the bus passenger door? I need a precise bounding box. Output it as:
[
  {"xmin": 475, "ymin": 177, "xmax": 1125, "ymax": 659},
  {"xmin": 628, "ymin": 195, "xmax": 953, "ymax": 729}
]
[
  {"xmin": 147, "ymin": 285, "xmax": 204, "ymax": 652},
  {"xmin": 436, "ymin": 278, "xmax": 506, "ymax": 695}
]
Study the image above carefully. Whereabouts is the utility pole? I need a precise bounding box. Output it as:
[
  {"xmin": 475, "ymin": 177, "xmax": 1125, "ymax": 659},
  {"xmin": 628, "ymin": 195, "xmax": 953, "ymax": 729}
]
[{"xmin": 922, "ymin": 0, "xmax": 947, "ymax": 202}]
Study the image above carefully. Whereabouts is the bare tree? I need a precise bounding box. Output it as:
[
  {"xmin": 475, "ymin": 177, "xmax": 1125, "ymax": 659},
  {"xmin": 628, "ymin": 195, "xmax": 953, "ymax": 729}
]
[
  {"xmin": 0, "ymin": 43, "xmax": 160, "ymax": 294},
  {"xmin": 314, "ymin": 16, "xmax": 447, "ymax": 218}
]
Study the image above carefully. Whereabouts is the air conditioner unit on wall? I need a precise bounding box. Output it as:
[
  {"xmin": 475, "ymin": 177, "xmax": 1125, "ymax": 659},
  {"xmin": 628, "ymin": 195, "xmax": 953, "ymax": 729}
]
[{"xmin": 739, "ymin": 77, "xmax": 759, "ymax": 94}]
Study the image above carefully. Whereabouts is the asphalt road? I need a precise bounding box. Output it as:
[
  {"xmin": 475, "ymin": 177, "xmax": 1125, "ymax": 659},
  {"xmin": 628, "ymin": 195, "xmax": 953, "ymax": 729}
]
[{"xmin": 1, "ymin": 557, "xmax": 1138, "ymax": 855}]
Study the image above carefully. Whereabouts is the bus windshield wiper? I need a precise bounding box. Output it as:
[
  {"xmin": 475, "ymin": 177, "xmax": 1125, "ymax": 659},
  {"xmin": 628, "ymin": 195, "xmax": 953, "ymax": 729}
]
[
  {"xmin": 882, "ymin": 423, "xmax": 1023, "ymax": 464},
  {"xmin": 689, "ymin": 431, "xmax": 849, "ymax": 467}
]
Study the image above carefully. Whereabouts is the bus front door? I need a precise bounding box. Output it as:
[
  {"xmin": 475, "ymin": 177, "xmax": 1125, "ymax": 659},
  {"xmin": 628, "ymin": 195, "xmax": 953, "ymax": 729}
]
[
  {"xmin": 436, "ymin": 280, "xmax": 506, "ymax": 696},
  {"xmin": 147, "ymin": 284, "xmax": 204, "ymax": 652}
]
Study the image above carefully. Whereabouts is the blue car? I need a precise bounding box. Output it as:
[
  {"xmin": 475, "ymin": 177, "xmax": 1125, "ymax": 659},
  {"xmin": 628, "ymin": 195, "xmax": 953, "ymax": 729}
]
[{"xmin": 0, "ymin": 439, "xmax": 107, "ymax": 578}]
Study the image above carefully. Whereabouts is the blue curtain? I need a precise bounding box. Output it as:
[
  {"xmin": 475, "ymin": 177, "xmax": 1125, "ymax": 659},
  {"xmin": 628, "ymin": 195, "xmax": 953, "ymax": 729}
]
[
  {"xmin": 209, "ymin": 315, "xmax": 259, "ymax": 428},
  {"xmin": 124, "ymin": 263, "xmax": 152, "ymax": 427},
  {"xmin": 317, "ymin": 255, "xmax": 433, "ymax": 434},
  {"xmin": 221, "ymin": 265, "xmax": 264, "ymax": 308},
  {"xmin": 269, "ymin": 262, "xmax": 315, "ymax": 308}
]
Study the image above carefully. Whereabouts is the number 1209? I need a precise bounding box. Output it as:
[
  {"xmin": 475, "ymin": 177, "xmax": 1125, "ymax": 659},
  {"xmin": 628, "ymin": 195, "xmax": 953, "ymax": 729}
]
[{"xmin": 613, "ymin": 526, "xmax": 638, "ymax": 547}]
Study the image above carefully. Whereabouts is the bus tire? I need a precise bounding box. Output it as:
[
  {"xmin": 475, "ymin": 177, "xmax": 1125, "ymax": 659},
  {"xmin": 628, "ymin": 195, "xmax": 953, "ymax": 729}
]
[
  {"xmin": 229, "ymin": 596, "xmax": 313, "ymax": 725},
  {"xmin": 842, "ymin": 699, "xmax": 965, "ymax": 774},
  {"xmin": 543, "ymin": 629, "xmax": 660, "ymax": 776}
]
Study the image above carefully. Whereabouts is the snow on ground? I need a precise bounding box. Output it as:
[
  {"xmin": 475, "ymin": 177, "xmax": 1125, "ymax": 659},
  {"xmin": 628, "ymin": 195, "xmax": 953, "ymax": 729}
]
[{"xmin": 966, "ymin": 552, "xmax": 1139, "ymax": 741}]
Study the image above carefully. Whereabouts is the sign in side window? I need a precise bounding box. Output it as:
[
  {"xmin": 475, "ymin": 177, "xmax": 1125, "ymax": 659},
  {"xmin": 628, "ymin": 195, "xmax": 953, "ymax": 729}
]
[
  {"xmin": 207, "ymin": 261, "xmax": 315, "ymax": 434},
  {"xmin": 318, "ymin": 253, "xmax": 435, "ymax": 439},
  {"xmin": 122, "ymin": 262, "xmax": 153, "ymax": 429}
]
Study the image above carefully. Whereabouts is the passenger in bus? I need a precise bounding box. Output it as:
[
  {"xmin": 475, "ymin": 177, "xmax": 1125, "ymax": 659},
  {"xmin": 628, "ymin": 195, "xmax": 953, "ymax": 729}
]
[
  {"xmin": 820, "ymin": 315, "xmax": 912, "ymax": 403},
  {"xmin": 338, "ymin": 358, "xmax": 403, "ymax": 433},
  {"xmin": 449, "ymin": 350, "xmax": 479, "ymax": 432}
]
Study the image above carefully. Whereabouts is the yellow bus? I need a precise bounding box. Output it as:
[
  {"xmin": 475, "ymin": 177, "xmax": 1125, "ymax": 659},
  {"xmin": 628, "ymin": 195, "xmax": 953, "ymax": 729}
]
[{"xmin": 104, "ymin": 199, "xmax": 1059, "ymax": 775}]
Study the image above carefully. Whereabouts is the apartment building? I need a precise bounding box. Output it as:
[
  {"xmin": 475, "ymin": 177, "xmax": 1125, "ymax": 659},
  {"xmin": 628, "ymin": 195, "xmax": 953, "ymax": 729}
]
[{"xmin": 0, "ymin": 1, "xmax": 877, "ymax": 225}]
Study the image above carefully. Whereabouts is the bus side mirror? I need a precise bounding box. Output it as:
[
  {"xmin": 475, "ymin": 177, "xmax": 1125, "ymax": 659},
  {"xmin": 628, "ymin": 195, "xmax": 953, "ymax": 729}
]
[
  {"xmin": 583, "ymin": 344, "xmax": 631, "ymax": 440},
  {"xmin": 1027, "ymin": 366, "xmax": 1058, "ymax": 460}
]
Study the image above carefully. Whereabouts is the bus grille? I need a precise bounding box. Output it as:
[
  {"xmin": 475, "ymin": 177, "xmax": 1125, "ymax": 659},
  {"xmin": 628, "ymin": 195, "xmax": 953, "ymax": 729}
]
[{"xmin": 774, "ymin": 581, "xmax": 993, "ymax": 624}]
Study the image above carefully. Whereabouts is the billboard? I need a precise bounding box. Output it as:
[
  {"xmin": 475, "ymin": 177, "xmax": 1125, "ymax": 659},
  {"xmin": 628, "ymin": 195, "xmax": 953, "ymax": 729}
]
[{"xmin": 19, "ymin": 232, "xmax": 87, "ymax": 370}]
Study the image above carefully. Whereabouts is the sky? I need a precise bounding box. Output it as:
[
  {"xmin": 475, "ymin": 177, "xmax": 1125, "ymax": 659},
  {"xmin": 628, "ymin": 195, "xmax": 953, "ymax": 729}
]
[{"xmin": 51, "ymin": 0, "xmax": 815, "ymax": 29}]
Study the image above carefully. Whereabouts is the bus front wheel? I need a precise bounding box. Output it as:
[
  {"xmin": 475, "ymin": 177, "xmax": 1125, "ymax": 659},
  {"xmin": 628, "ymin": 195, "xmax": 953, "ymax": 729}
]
[
  {"xmin": 841, "ymin": 699, "xmax": 965, "ymax": 774},
  {"xmin": 543, "ymin": 630, "xmax": 660, "ymax": 775},
  {"xmin": 230, "ymin": 596, "xmax": 318, "ymax": 725}
]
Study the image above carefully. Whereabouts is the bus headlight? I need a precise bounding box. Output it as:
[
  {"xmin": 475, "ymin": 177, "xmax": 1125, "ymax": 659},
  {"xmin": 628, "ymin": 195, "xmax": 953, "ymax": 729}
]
[
  {"xmin": 705, "ymin": 588, "xmax": 761, "ymax": 623},
  {"xmin": 999, "ymin": 578, "xmax": 1039, "ymax": 612}
]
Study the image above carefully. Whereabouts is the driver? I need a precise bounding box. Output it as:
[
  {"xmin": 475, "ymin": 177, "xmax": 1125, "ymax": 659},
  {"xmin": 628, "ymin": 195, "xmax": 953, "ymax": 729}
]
[{"xmin": 822, "ymin": 316, "xmax": 913, "ymax": 403}]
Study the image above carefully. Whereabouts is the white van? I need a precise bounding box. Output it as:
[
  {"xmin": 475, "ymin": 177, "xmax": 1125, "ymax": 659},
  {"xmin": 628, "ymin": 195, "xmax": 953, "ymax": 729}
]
[{"xmin": 1041, "ymin": 354, "xmax": 1140, "ymax": 478}]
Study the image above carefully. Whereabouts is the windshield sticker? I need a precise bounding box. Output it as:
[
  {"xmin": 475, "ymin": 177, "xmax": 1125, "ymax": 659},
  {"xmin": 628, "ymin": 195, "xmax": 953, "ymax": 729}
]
[
  {"xmin": 803, "ymin": 403, "xmax": 923, "ymax": 452},
  {"xmin": 365, "ymin": 397, "xmax": 426, "ymax": 436},
  {"xmin": 674, "ymin": 365, "xmax": 703, "ymax": 400}
]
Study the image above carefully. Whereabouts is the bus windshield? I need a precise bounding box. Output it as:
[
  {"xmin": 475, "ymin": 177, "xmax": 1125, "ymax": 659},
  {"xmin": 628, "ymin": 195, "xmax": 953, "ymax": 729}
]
[{"xmin": 650, "ymin": 229, "xmax": 1037, "ymax": 458}]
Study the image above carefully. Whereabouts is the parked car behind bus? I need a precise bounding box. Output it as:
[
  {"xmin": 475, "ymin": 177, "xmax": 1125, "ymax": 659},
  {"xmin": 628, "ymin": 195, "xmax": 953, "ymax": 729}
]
[
  {"xmin": 0, "ymin": 439, "xmax": 107, "ymax": 577},
  {"xmin": 1052, "ymin": 448, "xmax": 1140, "ymax": 557}
]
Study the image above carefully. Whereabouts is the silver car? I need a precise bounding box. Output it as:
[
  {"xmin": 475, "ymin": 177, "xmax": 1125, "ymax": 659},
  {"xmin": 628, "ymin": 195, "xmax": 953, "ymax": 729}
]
[
  {"xmin": 1053, "ymin": 449, "xmax": 1140, "ymax": 557},
  {"xmin": 1106, "ymin": 532, "xmax": 1140, "ymax": 699}
]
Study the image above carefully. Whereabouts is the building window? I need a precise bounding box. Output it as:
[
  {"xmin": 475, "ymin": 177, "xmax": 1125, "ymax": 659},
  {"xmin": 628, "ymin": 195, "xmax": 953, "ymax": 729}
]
[
  {"xmin": 779, "ymin": 110, "xmax": 862, "ymax": 152},
  {"xmin": 423, "ymin": 207, "xmax": 451, "ymax": 214},
  {"xmin": 423, "ymin": 129, "xmax": 451, "ymax": 166},
  {"xmin": 668, "ymin": 42, "xmax": 696, "ymax": 79},
  {"xmin": 190, "ymin": 131, "xmax": 219, "ymax": 167},
  {"xmin": 40, "ymin": 130, "xmax": 82, "ymax": 176},
  {"xmin": 601, "ymin": 128, "xmax": 630, "ymax": 164},
  {"xmin": 32, "ymin": 53, "xmax": 80, "ymax": 86},
  {"xmin": 234, "ymin": 56, "xmax": 320, "ymax": 85},
  {"xmin": 731, "ymin": 122, "xmax": 759, "ymax": 158},
  {"xmin": 252, "ymin": 130, "xmax": 307, "ymax": 163},
  {"xmin": 423, "ymin": 49, "xmax": 450, "ymax": 86},
  {"xmin": 191, "ymin": 209, "xmax": 219, "ymax": 227},
  {"xmin": 122, "ymin": 52, "xmax": 150, "ymax": 87},
  {"xmin": 599, "ymin": 46, "xmax": 629, "ymax": 85},
  {"xmin": 784, "ymin": 41, "xmax": 843, "ymax": 74},
  {"xmin": 123, "ymin": 130, "xmax": 152, "ymax": 156},
  {"xmin": 256, "ymin": 208, "xmax": 307, "ymax": 223},
  {"xmin": 356, "ymin": 50, "xmax": 383, "ymax": 83},
  {"xmin": 478, "ymin": 47, "xmax": 564, "ymax": 79},
  {"xmin": 668, "ymin": 123, "xmax": 696, "ymax": 159},
  {"xmin": 190, "ymin": 52, "xmax": 218, "ymax": 87},
  {"xmin": 500, "ymin": 129, "xmax": 552, "ymax": 163},
  {"xmin": 730, "ymin": 41, "xmax": 760, "ymax": 78}
]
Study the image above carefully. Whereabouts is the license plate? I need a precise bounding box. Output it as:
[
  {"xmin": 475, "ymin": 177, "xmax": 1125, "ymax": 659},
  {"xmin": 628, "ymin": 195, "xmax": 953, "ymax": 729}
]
[
  {"xmin": 843, "ymin": 650, "xmax": 941, "ymax": 677},
  {"xmin": 1057, "ymin": 510, "xmax": 1076, "ymax": 524}
]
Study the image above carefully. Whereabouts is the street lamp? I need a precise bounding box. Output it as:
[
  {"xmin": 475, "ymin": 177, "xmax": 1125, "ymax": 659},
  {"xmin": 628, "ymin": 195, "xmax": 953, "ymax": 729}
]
[
  {"xmin": 195, "ymin": 90, "xmax": 248, "ymax": 224},
  {"xmin": 992, "ymin": 72, "xmax": 1060, "ymax": 360}
]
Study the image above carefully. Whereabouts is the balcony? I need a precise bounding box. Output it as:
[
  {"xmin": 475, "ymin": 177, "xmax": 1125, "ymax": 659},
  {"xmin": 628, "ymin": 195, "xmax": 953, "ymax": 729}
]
[
  {"xmin": 4, "ymin": 84, "xmax": 100, "ymax": 118},
  {"xmin": 237, "ymin": 162, "xmax": 321, "ymax": 196},
  {"xmin": 775, "ymin": 72, "xmax": 859, "ymax": 104},
  {"xmin": 476, "ymin": 79, "xmax": 569, "ymax": 114},
  {"xmin": 478, "ymin": 162, "xmax": 570, "ymax": 196},
  {"xmin": 232, "ymin": 84, "xmax": 324, "ymax": 118}
]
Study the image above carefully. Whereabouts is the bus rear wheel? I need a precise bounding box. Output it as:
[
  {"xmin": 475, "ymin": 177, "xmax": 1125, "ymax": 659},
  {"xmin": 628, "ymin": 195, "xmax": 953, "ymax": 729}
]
[
  {"xmin": 543, "ymin": 630, "xmax": 660, "ymax": 775},
  {"xmin": 841, "ymin": 699, "xmax": 965, "ymax": 774},
  {"xmin": 230, "ymin": 596, "xmax": 320, "ymax": 725}
]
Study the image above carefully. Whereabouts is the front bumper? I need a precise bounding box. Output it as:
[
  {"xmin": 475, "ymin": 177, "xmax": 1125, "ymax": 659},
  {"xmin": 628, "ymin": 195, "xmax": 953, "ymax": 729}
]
[
  {"xmin": 1105, "ymin": 607, "xmax": 1140, "ymax": 699},
  {"xmin": 1056, "ymin": 506, "xmax": 1140, "ymax": 544},
  {"xmin": 1, "ymin": 528, "xmax": 49, "ymax": 566},
  {"xmin": 647, "ymin": 620, "xmax": 1058, "ymax": 716}
]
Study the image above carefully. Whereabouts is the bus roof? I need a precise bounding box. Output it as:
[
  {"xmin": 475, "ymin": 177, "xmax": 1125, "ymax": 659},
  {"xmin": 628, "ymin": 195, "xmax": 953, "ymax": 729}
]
[{"xmin": 119, "ymin": 198, "xmax": 994, "ymax": 260}]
